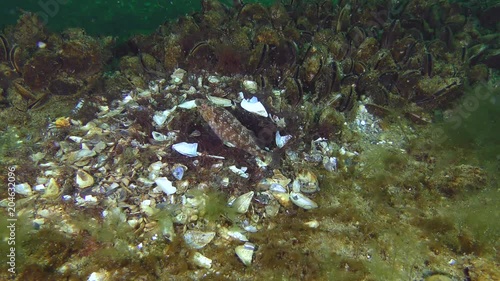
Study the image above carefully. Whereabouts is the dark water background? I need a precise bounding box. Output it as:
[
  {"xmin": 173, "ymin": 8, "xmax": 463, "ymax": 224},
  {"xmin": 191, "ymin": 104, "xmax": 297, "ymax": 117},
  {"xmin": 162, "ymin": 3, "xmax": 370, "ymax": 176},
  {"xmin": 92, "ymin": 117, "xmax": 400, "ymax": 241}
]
[{"xmin": 0, "ymin": 0, "xmax": 275, "ymax": 39}]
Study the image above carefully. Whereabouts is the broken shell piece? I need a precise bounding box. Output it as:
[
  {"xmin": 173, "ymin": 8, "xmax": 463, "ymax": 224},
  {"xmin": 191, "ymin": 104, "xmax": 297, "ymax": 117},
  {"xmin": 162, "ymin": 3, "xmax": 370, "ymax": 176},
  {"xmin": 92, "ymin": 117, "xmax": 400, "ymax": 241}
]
[
  {"xmin": 256, "ymin": 170, "xmax": 291, "ymax": 190},
  {"xmin": 229, "ymin": 165, "xmax": 249, "ymax": 178},
  {"xmin": 43, "ymin": 178, "xmax": 59, "ymax": 198},
  {"xmin": 68, "ymin": 136, "xmax": 83, "ymax": 143},
  {"xmin": 219, "ymin": 227, "xmax": 249, "ymax": 242},
  {"xmin": 65, "ymin": 148, "xmax": 96, "ymax": 163},
  {"xmin": 242, "ymin": 80, "xmax": 258, "ymax": 94},
  {"xmin": 76, "ymin": 170, "xmax": 94, "ymax": 188},
  {"xmin": 235, "ymin": 242, "xmax": 256, "ymax": 266},
  {"xmin": 152, "ymin": 131, "xmax": 169, "ymax": 142},
  {"xmin": 230, "ymin": 191, "xmax": 254, "ymax": 214},
  {"xmin": 153, "ymin": 108, "xmax": 176, "ymax": 126},
  {"xmin": 271, "ymin": 191, "xmax": 291, "ymax": 207},
  {"xmin": 178, "ymin": 100, "xmax": 197, "ymax": 109},
  {"xmin": 184, "ymin": 230, "xmax": 216, "ymax": 249},
  {"xmin": 207, "ymin": 76, "xmax": 220, "ymax": 84},
  {"xmin": 154, "ymin": 177, "xmax": 177, "ymax": 195},
  {"xmin": 290, "ymin": 192, "xmax": 318, "ymax": 209},
  {"xmin": 275, "ymin": 131, "xmax": 292, "ymax": 148},
  {"xmin": 172, "ymin": 164, "xmax": 187, "ymax": 180},
  {"xmin": 292, "ymin": 169, "xmax": 319, "ymax": 193},
  {"xmin": 140, "ymin": 200, "xmax": 156, "ymax": 216},
  {"xmin": 207, "ymin": 95, "xmax": 233, "ymax": 107},
  {"xmin": 192, "ymin": 252, "xmax": 212, "ymax": 269},
  {"xmin": 323, "ymin": 156, "xmax": 338, "ymax": 172},
  {"xmin": 87, "ymin": 270, "xmax": 110, "ymax": 281},
  {"xmin": 304, "ymin": 220, "xmax": 320, "ymax": 228},
  {"xmin": 172, "ymin": 142, "xmax": 198, "ymax": 157},
  {"xmin": 269, "ymin": 183, "xmax": 287, "ymax": 193},
  {"xmin": 170, "ymin": 68, "xmax": 186, "ymax": 85},
  {"xmin": 227, "ymin": 228, "xmax": 249, "ymax": 242},
  {"xmin": 240, "ymin": 96, "xmax": 268, "ymax": 117},
  {"xmin": 15, "ymin": 183, "xmax": 32, "ymax": 196}
]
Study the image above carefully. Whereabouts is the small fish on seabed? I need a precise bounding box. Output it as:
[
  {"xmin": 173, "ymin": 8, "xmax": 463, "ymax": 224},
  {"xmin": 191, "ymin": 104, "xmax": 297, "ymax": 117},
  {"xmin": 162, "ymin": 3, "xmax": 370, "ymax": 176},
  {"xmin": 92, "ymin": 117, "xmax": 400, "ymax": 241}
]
[{"xmin": 196, "ymin": 99, "xmax": 271, "ymax": 162}]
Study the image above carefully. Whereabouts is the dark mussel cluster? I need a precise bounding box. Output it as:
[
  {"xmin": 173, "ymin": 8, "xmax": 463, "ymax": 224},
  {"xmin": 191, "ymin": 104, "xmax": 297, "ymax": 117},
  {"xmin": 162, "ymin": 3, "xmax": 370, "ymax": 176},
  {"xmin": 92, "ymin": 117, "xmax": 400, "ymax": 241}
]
[
  {"xmin": 0, "ymin": 13, "xmax": 111, "ymax": 110},
  {"xmin": 125, "ymin": 0, "xmax": 498, "ymax": 114}
]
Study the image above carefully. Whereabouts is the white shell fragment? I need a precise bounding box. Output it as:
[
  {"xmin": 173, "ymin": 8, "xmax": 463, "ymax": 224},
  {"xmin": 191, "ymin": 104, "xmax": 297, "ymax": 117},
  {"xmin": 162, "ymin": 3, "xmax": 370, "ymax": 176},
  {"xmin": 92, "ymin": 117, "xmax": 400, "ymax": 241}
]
[
  {"xmin": 269, "ymin": 183, "xmax": 287, "ymax": 193},
  {"xmin": 172, "ymin": 142, "xmax": 198, "ymax": 157},
  {"xmin": 290, "ymin": 192, "xmax": 318, "ymax": 209},
  {"xmin": 68, "ymin": 136, "xmax": 83, "ymax": 143},
  {"xmin": 226, "ymin": 228, "xmax": 249, "ymax": 242},
  {"xmin": 192, "ymin": 252, "xmax": 212, "ymax": 269},
  {"xmin": 275, "ymin": 131, "xmax": 292, "ymax": 148},
  {"xmin": 242, "ymin": 80, "xmax": 258, "ymax": 94},
  {"xmin": 152, "ymin": 131, "xmax": 169, "ymax": 142},
  {"xmin": 15, "ymin": 183, "xmax": 32, "ymax": 196},
  {"xmin": 154, "ymin": 177, "xmax": 177, "ymax": 195},
  {"xmin": 87, "ymin": 270, "xmax": 109, "ymax": 281},
  {"xmin": 178, "ymin": 100, "xmax": 197, "ymax": 109},
  {"xmin": 304, "ymin": 220, "xmax": 319, "ymax": 228},
  {"xmin": 76, "ymin": 170, "xmax": 94, "ymax": 188},
  {"xmin": 229, "ymin": 165, "xmax": 249, "ymax": 178},
  {"xmin": 230, "ymin": 191, "xmax": 254, "ymax": 214},
  {"xmin": 153, "ymin": 108, "xmax": 176, "ymax": 126},
  {"xmin": 184, "ymin": 230, "xmax": 216, "ymax": 249},
  {"xmin": 304, "ymin": 220, "xmax": 320, "ymax": 228},
  {"xmin": 140, "ymin": 200, "xmax": 156, "ymax": 216},
  {"xmin": 240, "ymin": 96, "xmax": 268, "ymax": 117},
  {"xmin": 235, "ymin": 242, "xmax": 256, "ymax": 266}
]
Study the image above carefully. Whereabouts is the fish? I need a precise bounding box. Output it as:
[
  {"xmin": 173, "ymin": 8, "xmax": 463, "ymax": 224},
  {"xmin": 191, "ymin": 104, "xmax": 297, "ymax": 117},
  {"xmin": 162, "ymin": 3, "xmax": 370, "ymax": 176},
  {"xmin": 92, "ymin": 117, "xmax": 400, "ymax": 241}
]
[{"xmin": 196, "ymin": 99, "xmax": 270, "ymax": 160}]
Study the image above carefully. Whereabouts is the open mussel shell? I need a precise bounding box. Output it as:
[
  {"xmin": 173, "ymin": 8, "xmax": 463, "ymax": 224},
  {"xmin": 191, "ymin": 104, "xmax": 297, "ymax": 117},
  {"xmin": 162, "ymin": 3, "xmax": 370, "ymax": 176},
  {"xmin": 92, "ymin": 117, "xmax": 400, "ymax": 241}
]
[
  {"xmin": 230, "ymin": 191, "xmax": 254, "ymax": 214},
  {"xmin": 172, "ymin": 164, "xmax": 187, "ymax": 180}
]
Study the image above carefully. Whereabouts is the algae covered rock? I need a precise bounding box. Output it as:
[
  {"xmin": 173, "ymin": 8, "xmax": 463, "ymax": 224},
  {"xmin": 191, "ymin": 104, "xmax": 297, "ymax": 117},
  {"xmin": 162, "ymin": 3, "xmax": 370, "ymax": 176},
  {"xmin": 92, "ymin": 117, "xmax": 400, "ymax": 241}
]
[{"xmin": 431, "ymin": 164, "xmax": 487, "ymax": 196}]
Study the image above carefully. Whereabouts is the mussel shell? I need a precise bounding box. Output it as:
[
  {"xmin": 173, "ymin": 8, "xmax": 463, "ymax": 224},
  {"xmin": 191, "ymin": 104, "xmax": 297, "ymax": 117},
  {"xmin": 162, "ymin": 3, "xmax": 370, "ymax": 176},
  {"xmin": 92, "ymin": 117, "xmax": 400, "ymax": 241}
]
[
  {"xmin": 0, "ymin": 34, "xmax": 8, "ymax": 62},
  {"xmin": 347, "ymin": 26, "xmax": 366, "ymax": 49},
  {"xmin": 290, "ymin": 192, "xmax": 318, "ymax": 209}
]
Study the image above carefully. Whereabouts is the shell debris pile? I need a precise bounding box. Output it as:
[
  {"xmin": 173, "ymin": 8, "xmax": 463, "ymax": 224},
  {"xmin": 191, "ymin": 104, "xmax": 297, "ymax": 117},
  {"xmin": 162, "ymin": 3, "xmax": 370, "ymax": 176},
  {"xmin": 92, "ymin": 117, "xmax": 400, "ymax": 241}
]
[{"xmin": 1, "ymin": 0, "xmax": 499, "ymax": 279}]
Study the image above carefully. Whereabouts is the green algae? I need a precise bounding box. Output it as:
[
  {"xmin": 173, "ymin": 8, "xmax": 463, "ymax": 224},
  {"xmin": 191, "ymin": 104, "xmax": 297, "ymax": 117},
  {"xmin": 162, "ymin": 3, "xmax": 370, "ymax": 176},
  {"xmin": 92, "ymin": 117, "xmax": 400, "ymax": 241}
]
[
  {"xmin": 428, "ymin": 83, "xmax": 500, "ymax": 176},
  {"xmin": 442, "ymin": 188, "xmax": 500, "ymax": 257},
  {"xmin": 0, "ymin": 127, "xmax": 23, "ymax": 160}
]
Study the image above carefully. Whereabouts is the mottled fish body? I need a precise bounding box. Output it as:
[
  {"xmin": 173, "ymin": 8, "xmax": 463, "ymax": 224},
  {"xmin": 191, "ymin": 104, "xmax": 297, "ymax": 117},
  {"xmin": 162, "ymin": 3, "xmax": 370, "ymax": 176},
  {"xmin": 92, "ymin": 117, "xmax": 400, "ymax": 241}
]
[{"xmin": 197, "ymin": 100, "xmax": 269, "ymax": 160}]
